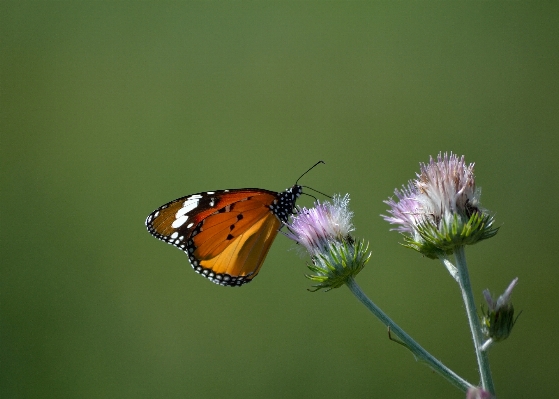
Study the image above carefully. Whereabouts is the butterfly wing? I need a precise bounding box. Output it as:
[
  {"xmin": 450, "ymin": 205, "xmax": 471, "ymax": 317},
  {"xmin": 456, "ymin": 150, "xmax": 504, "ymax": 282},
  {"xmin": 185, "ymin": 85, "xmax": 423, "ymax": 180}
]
[{"xmin": 145, "ymin": 186, "xmax": 301, "ymax": 286}]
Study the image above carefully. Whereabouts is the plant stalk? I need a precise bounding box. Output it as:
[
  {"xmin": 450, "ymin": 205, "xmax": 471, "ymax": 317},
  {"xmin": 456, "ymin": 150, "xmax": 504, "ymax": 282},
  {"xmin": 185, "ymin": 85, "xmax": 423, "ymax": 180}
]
[
  {"xmin": 345, "ymin": 276, "xmax": 473, "ymax": 393},
  {"xmin": 454, "ymin": 246, "xmax": 495, "ymax": 394}
]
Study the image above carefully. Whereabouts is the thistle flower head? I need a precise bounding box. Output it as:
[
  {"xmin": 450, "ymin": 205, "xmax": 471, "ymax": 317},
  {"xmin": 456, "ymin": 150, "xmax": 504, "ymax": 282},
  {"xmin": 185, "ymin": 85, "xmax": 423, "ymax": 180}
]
[
  {"xmin": 482, "ymin": 277, "xmax": 519, "ymax": 342},
  {"xmin": 383, "ymin": 152, "xmax": 499, "ymax": 258},
  {"xmin": 286, "ymin": 194, "xmax": 354, "ymax": 255},
  {"xmin": 285, "ymin": 194, "xmax": 370, "ymax": 291}
]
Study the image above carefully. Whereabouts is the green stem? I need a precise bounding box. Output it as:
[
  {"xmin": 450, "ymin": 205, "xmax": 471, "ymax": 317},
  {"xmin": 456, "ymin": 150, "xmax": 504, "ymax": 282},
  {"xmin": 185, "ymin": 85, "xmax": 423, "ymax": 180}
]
[
  {"xmin": 454, "ymin": 246, "xmax": 495, "ymax": 394},
  {"xmin": 345, "ymin": 276, "xmax": 473, "ymax": 393}
]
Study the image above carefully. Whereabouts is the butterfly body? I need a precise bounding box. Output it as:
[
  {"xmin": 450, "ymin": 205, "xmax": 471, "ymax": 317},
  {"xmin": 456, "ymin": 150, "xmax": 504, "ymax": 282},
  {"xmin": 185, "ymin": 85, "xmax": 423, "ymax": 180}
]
[{"xmin": 146, "ymin": 185, "xmax": 302, "ymax": 286}]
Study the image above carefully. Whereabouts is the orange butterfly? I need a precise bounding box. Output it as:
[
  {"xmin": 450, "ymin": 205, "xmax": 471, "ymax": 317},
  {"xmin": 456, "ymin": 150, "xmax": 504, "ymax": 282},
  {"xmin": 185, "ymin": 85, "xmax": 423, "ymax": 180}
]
[
  {"xmin": 145, "ymin": 163, "xmax": 324, "ymax": 286},
  {"xmin": 146, "ymin": 184, "xmax": 303, "ymax": 286},
  {"xmin": 145, "ymin": 186, "xmax": 301, "ymax": 286}
]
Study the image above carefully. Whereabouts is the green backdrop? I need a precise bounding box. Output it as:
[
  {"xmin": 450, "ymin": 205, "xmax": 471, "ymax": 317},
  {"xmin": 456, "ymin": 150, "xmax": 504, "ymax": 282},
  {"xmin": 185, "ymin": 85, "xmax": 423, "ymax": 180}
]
[{"xmin": 2, "ymin": 2, "xmax": 558, "ymax": 398}]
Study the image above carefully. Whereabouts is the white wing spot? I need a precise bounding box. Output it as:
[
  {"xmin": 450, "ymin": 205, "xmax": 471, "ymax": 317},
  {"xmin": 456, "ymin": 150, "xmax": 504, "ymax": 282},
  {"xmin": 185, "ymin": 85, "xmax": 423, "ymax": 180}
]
[
  {"xmin": 177, "ymin": 198, "xmax": 199, "ymax": 218},
  {"xmin": 170, "ymin": 232, "xmax": 179, "ymax": 239},
  {"xmin": 206, "ymin": 191, "xmax": 215, "ymax": 194},
  {"xmin": 187, "ymin": 222, "xmax": 194, "ymax": 228},
  {"xmin": 172, "ymin": 215, "xmax": 189, "ymax": 229}
]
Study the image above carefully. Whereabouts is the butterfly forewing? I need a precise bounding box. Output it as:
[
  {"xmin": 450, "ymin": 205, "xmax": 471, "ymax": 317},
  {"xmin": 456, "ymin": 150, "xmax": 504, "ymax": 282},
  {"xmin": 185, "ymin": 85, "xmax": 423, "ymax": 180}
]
[
  {"xmin": 145, "ymin": 186, "xmax": 302, "ymax": 286},
  {"xmin": 192, "ymin": 196, "xmax": 278, "ymax": 258}
]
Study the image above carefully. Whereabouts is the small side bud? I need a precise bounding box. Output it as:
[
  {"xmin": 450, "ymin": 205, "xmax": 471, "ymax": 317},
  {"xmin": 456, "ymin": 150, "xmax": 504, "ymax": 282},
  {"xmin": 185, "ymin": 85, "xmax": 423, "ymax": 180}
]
[{"xmin": 481, "ymin": 277, "xmax": 519, "ymax": 342}]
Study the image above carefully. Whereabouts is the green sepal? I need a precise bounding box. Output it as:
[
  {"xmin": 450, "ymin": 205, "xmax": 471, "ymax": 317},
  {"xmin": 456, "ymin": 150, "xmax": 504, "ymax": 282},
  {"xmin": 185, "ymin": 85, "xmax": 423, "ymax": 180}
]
[
  {"xmin": 306, "ymin": 238, "xmax": 371, "ymax": 292},
  {"xmin": 481, "ymin": 304, "xmax": 520, "ymax": 342},
  {"xmin": 400, "ymin": 211, "xmax": 499, "ymax": 259}
]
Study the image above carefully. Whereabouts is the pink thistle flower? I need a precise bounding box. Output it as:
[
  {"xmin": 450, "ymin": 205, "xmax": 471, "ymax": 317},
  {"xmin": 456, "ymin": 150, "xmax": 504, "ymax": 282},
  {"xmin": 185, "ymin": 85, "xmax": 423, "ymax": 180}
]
[
  {"xmin": 383, "ymin": 152, "xmax": 498, "ymax": 258},
  {"xmin": 285, "ymin": 194, "xmax": 354, "ymax": 255},
  {"xmin": 286, "ymin": 194, "xmax": 370, "ymax": 291}
]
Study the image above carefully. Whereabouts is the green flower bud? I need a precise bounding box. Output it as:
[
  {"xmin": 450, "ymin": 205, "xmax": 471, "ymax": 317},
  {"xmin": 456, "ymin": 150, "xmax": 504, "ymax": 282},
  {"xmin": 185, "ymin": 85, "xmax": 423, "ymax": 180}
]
[{"xmin": 481, "ymin": 278, "xmax": 519, "ymax": 342}]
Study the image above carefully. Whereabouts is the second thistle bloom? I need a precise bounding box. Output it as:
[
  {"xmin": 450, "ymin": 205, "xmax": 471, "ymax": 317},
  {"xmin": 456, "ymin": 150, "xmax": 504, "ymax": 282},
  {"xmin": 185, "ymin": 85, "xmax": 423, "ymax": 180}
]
[
  {"xmin": 286, "ymin": 194, "xmax": 370, "ymax": 291},
  {"xmin": 383, "ymin": 152, "xmax": 499, "ymax": 258}
]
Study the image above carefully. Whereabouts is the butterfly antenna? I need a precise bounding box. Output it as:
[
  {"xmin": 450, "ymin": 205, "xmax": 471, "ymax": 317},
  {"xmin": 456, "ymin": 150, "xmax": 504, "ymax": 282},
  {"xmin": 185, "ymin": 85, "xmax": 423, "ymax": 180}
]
[
  {"xmin": 302, "ymin": 186, "xmax": 332, "ymax": 199},
  {"xmin": 301, "ymin": 192, "xmax": 319, "ymax": 202},
  {"xmin": 296, "ymin": 160, "xmax": 325, "ymax": 185}
]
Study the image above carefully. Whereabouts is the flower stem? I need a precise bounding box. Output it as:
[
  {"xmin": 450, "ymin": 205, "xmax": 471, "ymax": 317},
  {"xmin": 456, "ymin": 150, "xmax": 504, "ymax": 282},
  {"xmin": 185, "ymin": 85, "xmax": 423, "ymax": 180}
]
[
  {"xmin": 454, "ymin": 246, "xmax": 495, "ymax": 394},
  {"xmin": 345, "ymin": 276, "xmax": 473, "ymax": 392}
]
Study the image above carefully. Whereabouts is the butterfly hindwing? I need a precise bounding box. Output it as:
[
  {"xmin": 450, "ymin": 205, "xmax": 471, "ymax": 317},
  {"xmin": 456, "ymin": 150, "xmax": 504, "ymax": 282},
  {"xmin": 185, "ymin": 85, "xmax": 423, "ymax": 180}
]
[
  {"xmin": 145, "ymin": 186, "xmax": 302, "ymax": 286},
  {"xmin": 193, "ymin": 211, "xmax": 281, "ymax": 284}
]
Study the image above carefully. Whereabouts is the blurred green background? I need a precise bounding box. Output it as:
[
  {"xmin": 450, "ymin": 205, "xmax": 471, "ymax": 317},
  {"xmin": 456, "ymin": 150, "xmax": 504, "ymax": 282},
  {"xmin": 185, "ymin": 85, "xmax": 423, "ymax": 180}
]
[{"xmin": 2, "ymin": 2, "xmax": 558, "ymax": 398}]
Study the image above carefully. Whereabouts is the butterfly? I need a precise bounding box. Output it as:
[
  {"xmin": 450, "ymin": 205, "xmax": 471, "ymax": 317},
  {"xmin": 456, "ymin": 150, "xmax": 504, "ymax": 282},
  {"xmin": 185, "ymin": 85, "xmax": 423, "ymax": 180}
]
[{"xmin": 145, "ymin": 162, "xmax": 323, "ymax": 287}]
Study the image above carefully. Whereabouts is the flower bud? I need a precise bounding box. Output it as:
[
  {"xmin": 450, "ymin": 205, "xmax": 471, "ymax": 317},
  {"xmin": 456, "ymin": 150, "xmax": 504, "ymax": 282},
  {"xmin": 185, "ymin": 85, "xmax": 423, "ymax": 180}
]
[{"xmin": 481, "ymin": 278, "xmax": 519, "ymax": 342}]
